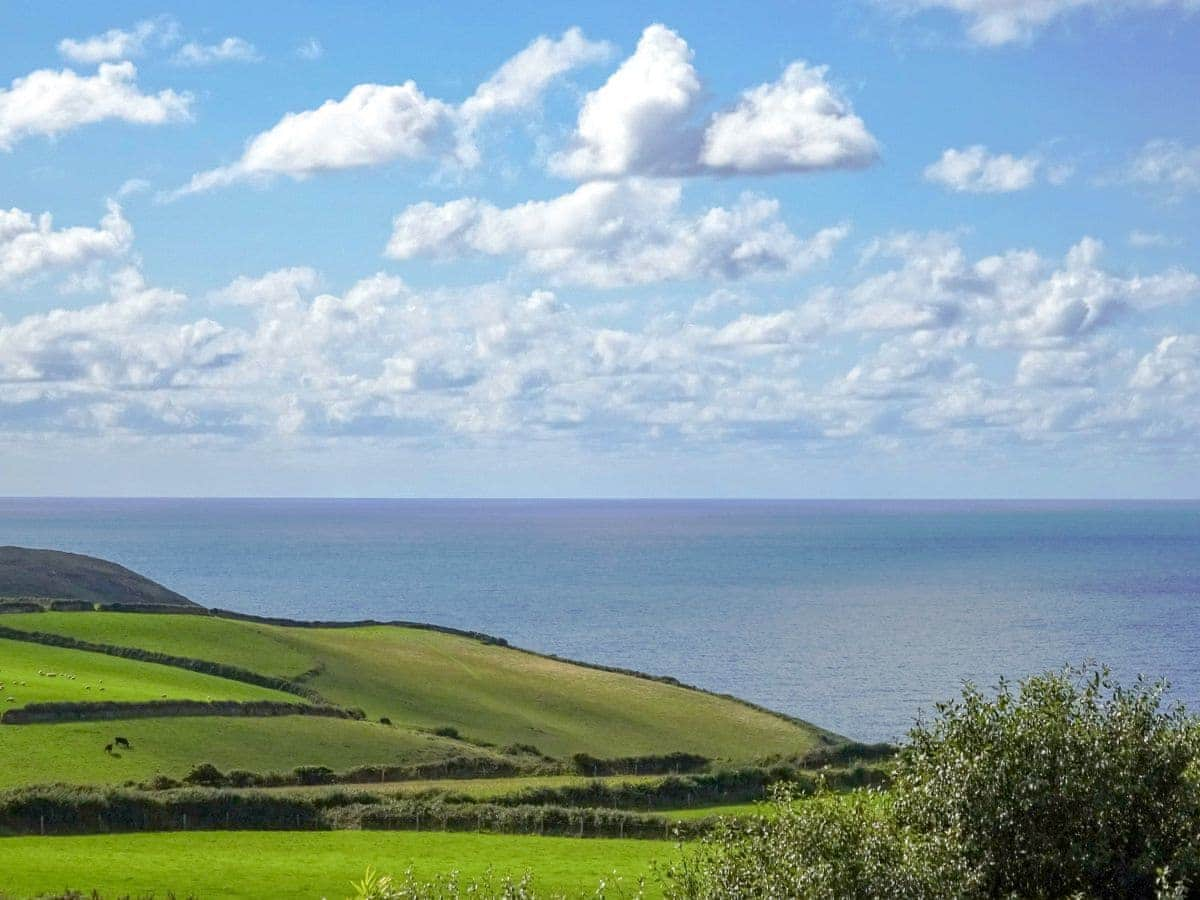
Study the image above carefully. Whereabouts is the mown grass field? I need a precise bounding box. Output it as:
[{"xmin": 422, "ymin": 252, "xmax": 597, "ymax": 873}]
[
  {"xmin": 0, "ymin": 717, "xmax": 476, "ymax": 789},
  {"xmin": 1, "ymin": 612, "xmax": 834, "ymax": 761},
  {"xmin": 0, "ymin": 637, "xmax": 297, "ymax": 708},
  {"xmin": 0, "ymin": 831, "xmax": 673, "ymax": 899}
]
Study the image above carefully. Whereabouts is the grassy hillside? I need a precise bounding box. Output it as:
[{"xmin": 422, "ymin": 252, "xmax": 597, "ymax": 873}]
[
  {"xmin": 0, "ymin": 831, "xmax": 669, "ymax": 899},
  {"xmin": 0, "ymin": 717, "xmax": 480, "ymax": 788},
  {"xmin": 0, "ymin": 638, "xmax": 298, "ymax": 707},
  {"xmin": 1, "ymin": 612, "xmax": 836, "ymax": 761},
  {"xmin": 0, "ymin": 547, "xmax": 198, "ymax": 608}
]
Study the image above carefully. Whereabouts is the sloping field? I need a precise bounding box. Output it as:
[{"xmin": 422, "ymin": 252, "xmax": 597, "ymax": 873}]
[
  {"xmin": 0, "ymin": 638, "xmax": 299, "ymax": 707},
  {"xmin": 0, "ymin": 717, "xmax": 479, "ymax": 788},
  {"xmin": 0, "ymin": 613, "xmax": 834, "ymax": 762},
  {"xmin": 0, "ymin": 831, "xmax": 670, "ymax": 899}
]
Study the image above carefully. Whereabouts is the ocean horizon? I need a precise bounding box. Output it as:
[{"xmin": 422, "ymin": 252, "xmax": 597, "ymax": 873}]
[{"xmin": 2, "ymin": 497, "xmax": 1197, "ymax": 743}]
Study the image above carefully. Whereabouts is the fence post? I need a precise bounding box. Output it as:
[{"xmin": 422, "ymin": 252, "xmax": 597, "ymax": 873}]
[{"xmin": 40, "ymin": 814, "xmax": 45, "ymax": 835}]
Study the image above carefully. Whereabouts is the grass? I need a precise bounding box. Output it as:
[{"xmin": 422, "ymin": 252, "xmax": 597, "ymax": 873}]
[
  {"xmin": 0, "ymin": 613, "xmax": 833, "ymax": 761},
  {"xmin": 253, "ymin": 772, "xmax": 668, "ymax": 798},
  {"xmin": 0, "ymin": 831, "xmax": 673, "ymax": 899},
  {"xmin": 0, "ymin": 638, "xmax": 298, "ymax": 709},
  {"xmin": 0, "ymin": 717, "xmax": 481, "ymax": 789}
]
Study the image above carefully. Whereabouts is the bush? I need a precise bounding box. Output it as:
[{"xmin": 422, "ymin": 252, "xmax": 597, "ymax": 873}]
[
  {"xmin": 893, "ymin": 665, "xmax": 1200, "ymax": 899},
  {"xmin": 664, "ymin": 665, "xmax": 1200, "ymax": 899}
]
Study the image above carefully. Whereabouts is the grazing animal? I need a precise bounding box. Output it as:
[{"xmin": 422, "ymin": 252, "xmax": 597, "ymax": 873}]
[
  {"xmin": 114, "ymin": 736, "xmax": 131, "ymax": 749},
  {"xmin": 104, "ymin": 744, "xmax": 113, "ymax": 754}
]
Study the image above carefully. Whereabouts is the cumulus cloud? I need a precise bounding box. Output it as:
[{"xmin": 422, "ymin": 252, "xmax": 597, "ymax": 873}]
[
  {"xmin": 881, "ymin": 0, "xmax": 1200, "ymax": 46},
  {"xmin": 2, "ymin": 222, "xmax": 1197, "ymax": 454},
  {"xmin": 0, "ymin": 202, "xmax": 133, "ymax": 289},
  {"xmin": 551, "ymin": 25, "xmax": 878, "ymax": 179},
  {"xmin": 549, "ymin": 24, "xmax": 702, "ymax": 178},
  {"xmin": 170, "ymin": 28, "xmax": 609, "ymax": 197},
  {"xmin": 0, "ymin": 62, "xmax": 191, "ymax": 151},
  {"xmin": 923, "ymin": 145, "xmax": 1042, "ymax": 193},
  {"xmin": 172, "ymin": 37, "xmax": 261, "ymax": 66},
  {"xmin": 57, "ymin": 17, "xmax": 178, "ymax": 64},
  {"xmin": 385, "ymin": 179, "xmax": 849, "ymax": 287},
  {"xmin": 700, "ymin": 62, "xmax": 879, "ymax": 175}
]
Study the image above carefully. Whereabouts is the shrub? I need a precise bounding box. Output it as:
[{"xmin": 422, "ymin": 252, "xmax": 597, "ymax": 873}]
[
  {"xmin": 662, "ymin": 786, "xmax": 968, "ymax": 899},
  {"xmin": 663, "ymin": 665, "xmax": 1200, "ymax": 899},
  {"xmin": 182, "ymin": 763, "xmax": 225, "ymax": 787},
  {"xmin": 893, "ymin": 665, "xmax": 1200, "ymax": 899},
  {"xmin": 431, "ymin": 726, "xmax": 461, "ymax": 739}
]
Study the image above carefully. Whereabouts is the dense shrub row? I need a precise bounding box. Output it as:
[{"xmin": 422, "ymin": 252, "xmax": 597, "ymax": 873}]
[
  {"xmin": 1, "ymin": 699, "xmax": 363, "ymax": 725},
  {"xmin": 95, "ymin": 604, "xmax": 207, "ymax": 615},
  {"xmin": 139, "ymin": 755, "xmax": 549, "ymax": 791},
  {"xmin": 570, "ymin": 752, "xmax": 709, "ymax": 776},
  {"xmin": 0, "ymin": 624, "xmax": 329, "ymax": 704},
  {"xmin": 0, "ymin": 600, "xmax": 46, "ymax": 613},
  {"xmin": 465, "ymin": 765, "xmax": 886, "ymax": 812},
  {"xmin": 0, "ymin": 784, "xmax": 707, "ymax": 840}
]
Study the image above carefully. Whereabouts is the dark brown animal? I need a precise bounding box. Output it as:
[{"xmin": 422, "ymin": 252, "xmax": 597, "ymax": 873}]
[
  {"xmin": 114, "ymin": 736, "xmax": 131, "ymax": 748},
  {"xmin": 104, "ymin": 743, "xmax": 113, "ymax": 754}
]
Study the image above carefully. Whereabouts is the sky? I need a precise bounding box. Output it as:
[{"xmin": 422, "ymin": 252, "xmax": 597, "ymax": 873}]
[{"xmin": 0, "ymin": 0, "xmax": 1198, "ymax": 498}]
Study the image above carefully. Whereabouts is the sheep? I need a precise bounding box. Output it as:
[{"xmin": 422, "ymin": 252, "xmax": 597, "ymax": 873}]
[
  {"xmin": 104, "ymin": 744, "xmax": 113, "ymax": 755},
  {"xmin": 114, "ymin": 736, "xmax": 131, "ymax": 749}
]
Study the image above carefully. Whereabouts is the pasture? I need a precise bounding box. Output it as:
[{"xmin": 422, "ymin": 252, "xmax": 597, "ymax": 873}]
[
  {"xmin": 0, "ymin": 717, "xmax": 475, "ymax": 788},
  {"xmin": 1, "ymin": 613, "xmax": 833, "ymax": 760},
  {"xmin": 0, "ymin": 637, "xmax": 297, "ymax": 707},
  {"xmin": 0, "ymin": 830, "xmax": 672, "ymax": 899}
]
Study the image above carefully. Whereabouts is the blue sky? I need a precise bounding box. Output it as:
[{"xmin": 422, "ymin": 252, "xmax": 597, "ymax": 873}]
[{"xmin": 1, "ymin": 0, "xmax": 1198, "ymax": 497}]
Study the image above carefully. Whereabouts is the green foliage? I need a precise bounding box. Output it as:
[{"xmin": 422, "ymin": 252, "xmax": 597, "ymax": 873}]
[
  {"xmin": 663, "ymin": 665, "xmax": 1200, "ymax": 899},
  {"xmin": 349, "ymin": 866, "xmax": 542, "ymax": 899},
  {"xmin": 894, "ymin": 664, "xmax": 1200, "ymax": 898},
  {"xmin": 663, "ymin": 786, "xmax": 968, "ymax": 899}
]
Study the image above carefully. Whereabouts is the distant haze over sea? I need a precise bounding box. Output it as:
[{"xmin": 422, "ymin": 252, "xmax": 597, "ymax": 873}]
[{"xmin": 1, "ymin": 498, "xmax": 1196, "ymax": 742}]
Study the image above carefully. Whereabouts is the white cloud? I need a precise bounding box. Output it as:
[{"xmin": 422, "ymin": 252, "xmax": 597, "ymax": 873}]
[
  {"xmin": 0, "ymin": 202, "xmax": 133, "ymax": 289},
  {"xmin": 171, "ymin": 28, "xmax": 609, "ymax": 197},
  {"xmin": 1128, "ymin": 230, "xmax": 1181, "ymax": 248},
  {"xmin": 924, "ymin": 145, "xmax": 1041, "ymax": 193},
  {"xmin": 700, "ymin": 62, "xmax": 879, "ymax": 175},
  {"xmin": 295, "ymin": 38, "xmax": 324, "ymax": 61},
  {"xmin": 57, "ymin": 17, "xmax": 178, "ymax": 64},
  {"xmin": 1125, "ymin": 139, "xmax": 1200, "ymax": 201},
  {"xmin": 551, "ymin": 25, "xmax": 878, "ymax": 179},
  {"xmin": 385, "ymin": 178, "xmax": 849, "ymax": 287},
  {"xmin": 550, "ymin": 24, "xmax": 702, "ymax": 178},
  {"xmin": 882, "ymin": 0, "xmax": 1200, "ymax": 46},
  {"xmin": 458, "ymin": 27, "xmax": 612, "ymax": 127},
  {"xmin": 0, "ymin": 62, "xmax": 191, "ymax": 151},
  {"xmin": 1131, "ymin": 335, "xmax": 1200, "ymax": 393},
  {"xmin": 172, "ymin": 37, "xmax": 261, "ymax": 66}
]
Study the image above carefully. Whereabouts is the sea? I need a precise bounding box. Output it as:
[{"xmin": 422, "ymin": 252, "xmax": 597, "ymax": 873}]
[{"xmin": 0, "ymin": 498, "xmax": 1196, "ymax": 743}]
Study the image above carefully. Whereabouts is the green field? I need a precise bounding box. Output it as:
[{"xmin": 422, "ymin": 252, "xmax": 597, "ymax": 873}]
[
  {"xmin": 0, "ymin": 717, "xmax": 477, "ymax": 788},
  {"xmin": 0, "ymin": 831, "xmax": 673, "ymax": 899},
  {"xmin": 0, "ymin": 637, "xmax": 297, "ymax": 708},
  {"xmin": 1, "ymin": 613, "xmax": 833, "ymax": 761},
  {"xmin": 254, "ymin": 772, "xmax": 668, "ymax": 799}
]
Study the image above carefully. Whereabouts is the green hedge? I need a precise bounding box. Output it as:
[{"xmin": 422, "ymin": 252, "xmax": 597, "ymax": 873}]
[
  {"xmin": 0, "ymin": 784, "xmax": 706, "ymax": 840},
  {"xmin": 1, "ymin": 699, "xmax": 364, "ymax": 725}
]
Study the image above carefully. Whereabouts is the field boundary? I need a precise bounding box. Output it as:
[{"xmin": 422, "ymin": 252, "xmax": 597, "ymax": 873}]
[{"xmin": 0, "ymin": 698, "xmax": 364, "ymax": 725}]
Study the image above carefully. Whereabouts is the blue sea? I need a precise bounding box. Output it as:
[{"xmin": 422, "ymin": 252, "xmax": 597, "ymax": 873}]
[{"xmin": 0, "ymin": 498, "xmax": 1197, "ymax": 742}]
